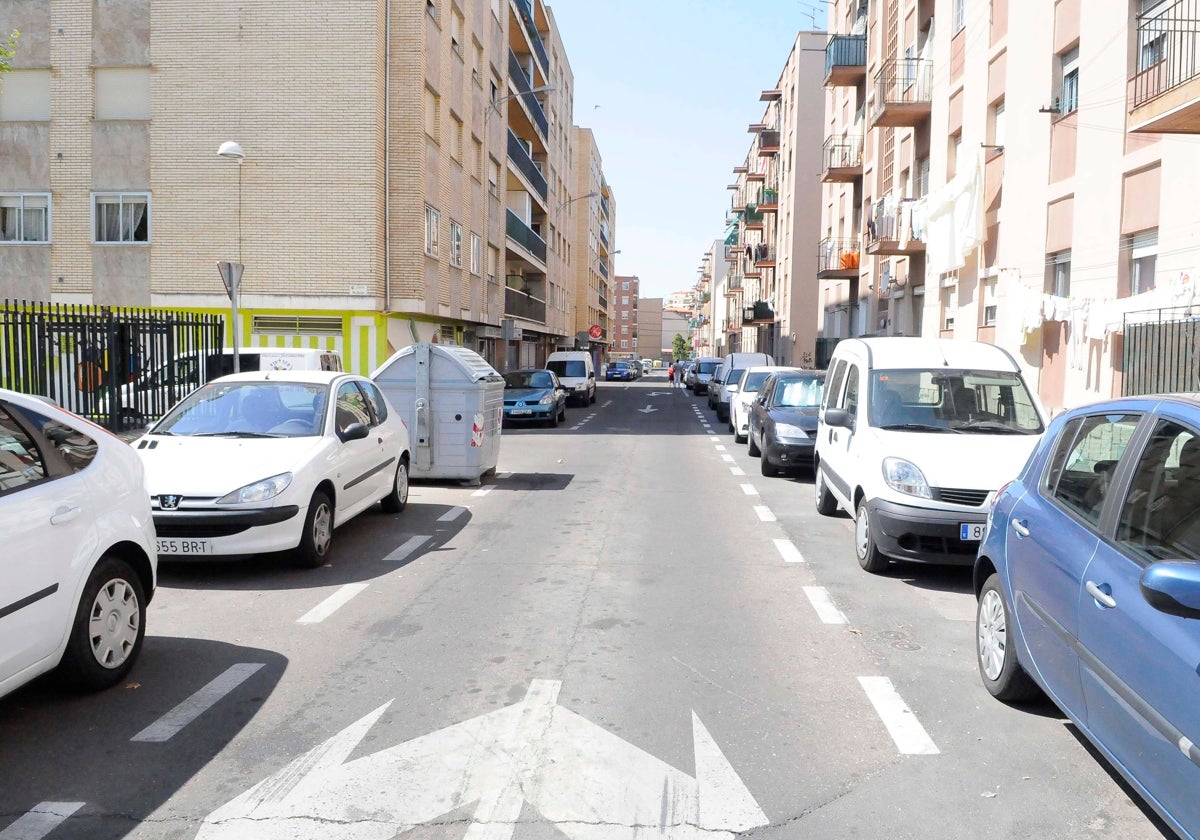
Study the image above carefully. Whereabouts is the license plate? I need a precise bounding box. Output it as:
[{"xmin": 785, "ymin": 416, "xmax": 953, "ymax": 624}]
[
  {"xmin": 960, "ymin": 523, "xmax": 985, "ymax": 542},
  {"xmin": 156, "ymin": 538, "xmax": 214, "ymax": 555},
  {"xmin": 509, "ymin": 409, "xmax": 532, "ymax": 415}
]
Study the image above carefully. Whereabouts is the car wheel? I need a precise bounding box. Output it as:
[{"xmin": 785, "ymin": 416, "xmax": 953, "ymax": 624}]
[
  {"xmin": 548, "ymin": 407, "xmax": 559, "ymax": 428},
  {"xmin": 760, "ymin": 456, "xmax": 778, "ymax": 477},
  {"xmin": 977, "ymin": 574, "xmax": 1041, "ymax": 702},
  {"xmin": 855, "ymin": 499, "xmax": 889, "ymax": 573},
  {"xmin": 295, "ymin": 490, "xmax": 334, "ymax": 568},
  {"xmin": 559, "ymin": 402, "xmax": 567, "ymax": 422},
  {"xmin": 747, "ymin": 432, "xmax": 761, "ymax": 457},
  {"xmin": 380, "ymin": 457, "xmax": 409, "ymax": 514},
  {"xmin": 57, "ymin": 556, "xmax": 146, "ymax": 690},
  {"xmin": 589, "ymin": 389, "xmax": 597, "ymax": 405},
  {"xmin": 814, "ymin": 465, "xmax": 838, "ymax": 516}
]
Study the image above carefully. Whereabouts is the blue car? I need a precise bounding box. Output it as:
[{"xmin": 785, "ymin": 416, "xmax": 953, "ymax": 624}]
[
  {"xmin": 975, "ymin": 393, "xmax": 1200, "ymax": 838},
  {"xmin": 501, "ymin": 369, "xmax": 567, "ymax": 428},
  {"xmin": 606, "ymin": 361, "xmax": 634, "ymax": 381}
]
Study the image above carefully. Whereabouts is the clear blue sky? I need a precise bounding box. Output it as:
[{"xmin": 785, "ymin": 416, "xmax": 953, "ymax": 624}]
[{"xmin": 550, "ymin": 0, "xmax": 827, "ymax": 300}]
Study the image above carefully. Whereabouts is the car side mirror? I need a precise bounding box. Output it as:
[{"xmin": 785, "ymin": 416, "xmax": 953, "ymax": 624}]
[
  {"xmin": 1140, "ymin": 561, "xmax": 1200, "ymax": 619},
  {"xmin": 824, "ymin": 407, "xmax": 852, "ymax": 428},
  {"xmin": 726, "ymin": 384, "xmax": 739, "ymax": 393},
  {"xmin": 338, "ymin": 422, "xmax": 370, "ymax": 443},
  {"xmin": 589, "ymin": 372, "xmax": 595, "ymax": 379}
]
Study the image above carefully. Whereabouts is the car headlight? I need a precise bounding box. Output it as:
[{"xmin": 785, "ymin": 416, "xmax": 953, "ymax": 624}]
[
  {"xmin": 217, "ymin": 472, "xmax": 293, "ymax": 504},
  {"xmin": 882, "ymin": 458, "xmax": 933, "ymax": 499},
  {"xmin": 539, "ymin": 394, "xmax": 556, "ymax": 404},
  {"xmin": 775, "ymin": 423, "xmax": 808, "ymax": 439}
]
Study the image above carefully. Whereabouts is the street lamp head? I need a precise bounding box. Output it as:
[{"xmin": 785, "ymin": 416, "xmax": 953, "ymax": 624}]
[{"xmin": 218, "ymin": 140, "xmax": 245, "ymax": 163}]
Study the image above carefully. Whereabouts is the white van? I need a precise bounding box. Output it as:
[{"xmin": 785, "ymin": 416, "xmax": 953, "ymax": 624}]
[
  {"xmin": 714, "ymin": 352, "xmax": 774, "ymax": 422},
  {"xmin": 814, "ymin": 338, "xmax": 1047, "ymax": 573},
  {"xmin": 545, "ymin": 350, "xmax": 596, "ymax": 406}
]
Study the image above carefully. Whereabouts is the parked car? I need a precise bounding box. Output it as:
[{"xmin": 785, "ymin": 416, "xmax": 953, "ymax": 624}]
[
  {"xmin": 135, "ymin": 371, "xmax": 410, "ymax": 568},
  {"xmin": 502, "ymin": 369, "xmax": 568, "ymax": 427},
  {"xmin": 706, "ymin": 363, "xmax": 726, "ymax": 411},
  {"xmin": 545, "ymin": 351, "xmax": 596, "ymax": 406},
  {"xmin": 730, "ymin": 366, "xmax": 797, "ymax": 442},
  {"xmin": 640, "ymin": 359, "xmax": 654, "ymax": 374},
  {"xmin": 974, "ymin": 394, "xmax": 1200, "ymax": 838},
  {"xmin": 0, "ymin": 387, "xmax": 157, "ymax": 699},
  {"xmin": 714, "ymin": 352, "xmax": 774, "ymax": 422},
  {"xmin": 814, "ymin": 337, "xmax": 1047, "ymax": 572},
  {"xmin": 606, "ymin": 361, "xmax": 635, "ymax": 381},
  {"xmin": 689, "ymin": 357, "xmax": 722, "ymax": 394},
  {"xmin": 748, "ymin": 371, "xmax": 826, "ymax": 476}
]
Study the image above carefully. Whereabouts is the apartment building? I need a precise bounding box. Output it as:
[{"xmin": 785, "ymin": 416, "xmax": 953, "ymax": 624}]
[
  {"xmin": 690, "ymin": 243, "xmax": 724, "ymax": 357},
  {"xmin": 0, "ymin": 0, "xmax": 609, "ymax": 375},
  {"xmin": 611, "ymin": 273, "xmax": 639, "ymax": 358},
  {"xmin": 569, "ymin": 126, "xmax": 615, "ymax": 371},
  {"xmin": 817, "ymin": 0, "xmax": 1200, "ymax": 408}
]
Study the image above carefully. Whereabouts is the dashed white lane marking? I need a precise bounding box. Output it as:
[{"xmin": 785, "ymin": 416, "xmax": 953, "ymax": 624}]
[
  {"xmin": 602, "ymin": 401, "xmax": 613, "ymax": 407},
  {"xmin": 754, "ymin": 505, "xmax": 776, "ymax": 522},
  {"xmin": 471, "ymin": 485, "xmax": 495, "ymax": 498},
  {"xmin": 804, "ymin": 587, "xmax": 848, "ymax": 624},
  {"xmin": 857, "ymin": 676, "xmax": 940, "ymax": 755},
  {"xmin": 706, "ymin": 431, "xmax": 716, "ymax": 436},
  {"xmin": 438, "ymin": 506, "xmax": 468, "ymax": 522},
  {"xmin": 773, "ymin": 538, "xmax": 804, "ymax": 563},
  {"xmin": 721, "ymin": 454, "xmax": 735, "ymax": 463},
  {"xmin": 131, "ymin": 663, "xmax": 265, "ymax": 742},
  {"xmin": 296, "ymin": 584, "xmax": 370, "ymax": 626},
  {"xmin": 740, "ymin": 483, "xmax": 759, "ymax": 496},
  {"xmin": 0, "ymin": 802, "xmax": 85, "ymax": 840},
  {"xmin": 730, "ymin": 467, "xmax": 746, "ymax": 476},
  {"xmin": 384, "ymin": 535, "xmax": 430, "ymax": 563},
  {"xmin": 715, "ymin": 444, "xmax": 727, "ymax": 451}
]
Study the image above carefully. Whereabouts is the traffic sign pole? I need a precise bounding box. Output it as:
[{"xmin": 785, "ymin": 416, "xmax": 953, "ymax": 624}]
[{"xmin": 218, "ymin": 261, "xmax": 245, "ymax": 373}]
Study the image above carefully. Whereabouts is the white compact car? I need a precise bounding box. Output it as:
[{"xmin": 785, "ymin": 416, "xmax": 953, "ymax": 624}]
[
  {"xmin": 729, "ymin": 366, "xmax": 796, "ymax": 443},
  {"xmin": 0, "ymin": 387, "xmax": 157, "ymax": 700},
  {"xmin": 135, "ymin": 371, "xmax": 411, "ymax": 567}
]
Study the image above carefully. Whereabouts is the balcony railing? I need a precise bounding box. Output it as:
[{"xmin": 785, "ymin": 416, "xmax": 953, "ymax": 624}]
[
  {"xmin": 511, "ymin": 0, "xmax": 551, "ymax": 77},
  {"xmin": 871, "ymin": 59, "xmax": 934, "ymax": 126},
  {"xmin": 758, "ymin": 129, "xmax": 780, "ymax": 154},
  {"xmin": 599, "ymin": 226, "xmax": 609, "ymax": 250},
  {"xmin": 821, "ymin": 135, "xmax": 864, "ymax": 181},
  {"xmin": 743, "ymin": 208, "xmax": 764, "ymax": 228},
  {"xmin": 749, "ymin": 244, "xmax": 775, "ymax": 265},
  {"xmin": 506, "ymin": 129, "xmax": 548, "ymax": 200},
  {"xmin": 865, "ymin": 198, "xmax": 925, "ymax": 256},
  {"xmin": 825, "ymin": 35, "xmax": 867, "ymax": 85},
  {"xmin": 507, "ymin": 50, "xmax": 549, "ymax": 139},
  {"xmin": 817, "ymin": 237, "xmax": 861, "ymax": 277},
  {"xmin": 504, "ymin": 286, "xmax": 546, "ymax": 323},
  {"xmin": 757, "ymin": 187, "xmax": 779, "ymax": 208},
  {"xmin": 598, "ymin": 258, "xmax": 609, "ymax": 279},
  {"xmin": 598, "ymin": 293, "xmax": 607, "ymax": 309},
  {"xmin": 1130, "ymin": 0, "xmax": 1200, "ymax": 121},
  {"xmin": 505, "ymin": 209, "xmax": 547, "ymax": 263},
  {"xmin": 600, "ymin": 195, "xmax": 610, "ymax": 218}
]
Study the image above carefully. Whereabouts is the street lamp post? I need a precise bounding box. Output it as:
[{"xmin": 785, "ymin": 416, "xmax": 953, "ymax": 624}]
[{"xmin": 217, "ymin": 140, "xmax": 245, "ymax": 373}]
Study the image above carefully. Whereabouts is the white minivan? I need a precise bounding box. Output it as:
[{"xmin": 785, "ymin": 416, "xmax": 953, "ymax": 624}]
[
  {"xmin": 714, "ymin": 352, "xmax": 774, "ymax": 422},
  {"xmin": 814, "ymin": 338, "xmax": 1047, "ymax": 573},
  {"xmin": 545, "ymin": 350, "xmax": 596, "ymax": 406}
]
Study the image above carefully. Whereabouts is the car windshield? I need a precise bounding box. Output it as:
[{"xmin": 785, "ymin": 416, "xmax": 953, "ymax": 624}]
[
  {"xmin": 547, "ymin": 360, "xmax": 586, "ymax": 377},
  {"xmin": 698, "ymin": 362, "xmax": 717, "ymax": 374},
  {"xmin": 727, "ymin": 369, "xmax": 746, "ymax": 385},
  {"xmin": 505, "ymin": 371, "xmax": 554, "ymax": 389},
  {"xmin": 773, "ymin": 377, "xmax": 824, "ymax": 408},
  {"xmin": 614, "ymin": 362, "xmax": 629, "ymax": 370},
  {"xmin": 868, "ymin": 369, "xmax": 1044, "ymax": 434},
  {"xmin": 152, "ymin": 381, "xmax": 328, "ymax": 437},
  {"xmin": 742, "ymin": 371, "xmax": 773, "ymax": 391}
]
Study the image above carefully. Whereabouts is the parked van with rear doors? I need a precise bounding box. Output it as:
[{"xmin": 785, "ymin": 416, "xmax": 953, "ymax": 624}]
[
  {"xmin": 714, "ymin": 352, "xmax": 774, "ymax": 422},
  {"xmin": 545, "ymin": 350, "xmax": 596, "ymax": 406}
]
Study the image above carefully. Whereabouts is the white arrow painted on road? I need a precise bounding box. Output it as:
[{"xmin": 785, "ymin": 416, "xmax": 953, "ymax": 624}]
[
  {"xmin": 637, "ymin": 405, "xmax": 658, "ymax": 414},
  {"xmin": 196, "ymin": 679, "xmax": 768, "ymax": 839},
  {"xmin": 645, "ymin": 391, "xmax": 672, "ymax": 397}
]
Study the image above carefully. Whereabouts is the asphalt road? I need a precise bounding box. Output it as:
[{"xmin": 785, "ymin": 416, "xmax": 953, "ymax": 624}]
[{"xmin": 0, "ymin": 373, "xmax": 1173, "ymax": 839}]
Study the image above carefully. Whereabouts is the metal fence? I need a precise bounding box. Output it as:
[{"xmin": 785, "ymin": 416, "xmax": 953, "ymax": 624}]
[
  {"xmin": 0, "ymin": 299, "xmax": 224, "ymax": 431},
  {"xmin": 1122, "ymin": 306, "xmax": 1200, "ymax": 396},
  {"xmin": 1131, "ymin": 0, "xmax": 1200, "ymax": 109}
]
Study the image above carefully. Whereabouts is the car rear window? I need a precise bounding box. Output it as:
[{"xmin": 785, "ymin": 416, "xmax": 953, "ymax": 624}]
[{"xmin": 548, "ymin": 360, "xmax": 586, "ymax": 377}]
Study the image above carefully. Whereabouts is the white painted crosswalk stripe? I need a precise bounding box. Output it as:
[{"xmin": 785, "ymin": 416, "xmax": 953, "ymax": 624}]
[
  {"xmin": 804, "ymin": 587, "xmax": 847, "ymax": 624},
  {"xmin": 471, "ymin": 485, "xmax": 495, "ymax": 497},
  {"xmin": 858, "ymin": 676, "xmax": 940, "ymax": 755},
  {"xmin": 438, "ymin": 506, "xmax": 468, "ymax": 522},
  {"xmin": 0, "ymin": 802, "xmax": 85, "ymax": 840},
  {"xmin": 754, "ymin": 505, "xmax": 776, "ymax": 522},
  {"xmin": 384, "ymin": 535, "xmax": 430, "ymax": 563},
  {"xmin": 740, "ymin": 483, "xmax": 758, "ymax": 496},
  {"xmin": 296, "ymin": 584, "xmax": 370, "ymax": 626},
  {"xmin": 721, "ymin": 454, "xmax": 735, "ymax": 462},
  {"xmin": 730, "ymin": 467, "xmax": 746, "ymax": 476},
  {"xmin": 715, "ymin": 444, "xmax": 727, "ymax": 451},
  {"xmin": 773, "ymin": 538, "xmax": 804, "ymax": 563},
  {"xmin": 132, "ymin": 664, "xmax": 265, "ymax": 742}
]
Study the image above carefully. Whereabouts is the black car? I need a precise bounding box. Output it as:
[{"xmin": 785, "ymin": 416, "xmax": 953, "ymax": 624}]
[{"xmin": 747, "ymin": 371, "xmax": 826, "ymax": 476}]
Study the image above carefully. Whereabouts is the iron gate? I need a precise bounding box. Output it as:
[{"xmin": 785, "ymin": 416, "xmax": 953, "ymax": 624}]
[
  {"xmin": 1122, "ymin": 305, "xmax": 1200, "ymax": 396},
  {"xmin": 1, "ymin": 300, "xmax": 225, "ymax": 431}
]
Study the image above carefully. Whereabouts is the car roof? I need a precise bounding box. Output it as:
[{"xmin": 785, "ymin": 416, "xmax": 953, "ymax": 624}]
[
  {"xmin": 508, "ymin": 368, "xmax": 552, "ymax": 374},
  {"xmin": 208, "ymin": 370, "xmax": 352, "ymax": 385},
  {"xmin": 838, "ymin": 337, "xmax": 1019, "ymax": 372}
]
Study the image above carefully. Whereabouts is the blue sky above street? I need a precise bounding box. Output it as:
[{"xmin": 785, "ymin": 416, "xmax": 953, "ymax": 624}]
[{"xmin": 550, "ymin": 1, "xmax": 827, "ymax": 300}]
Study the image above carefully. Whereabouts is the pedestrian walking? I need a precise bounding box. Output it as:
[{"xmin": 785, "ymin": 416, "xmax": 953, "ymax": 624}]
[
  {"xmin": 673, "ymin": 362, "xmax": 684, "ymax": 388},
  {"xmin": 667, "ymin": 363, "xmax": 676, "ymax": 386}
]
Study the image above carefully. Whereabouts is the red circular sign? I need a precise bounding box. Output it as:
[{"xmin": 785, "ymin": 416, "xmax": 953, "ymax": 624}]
[{"xmin": 588, "ymin": 324, "xmax": 602, "ymax": 339}]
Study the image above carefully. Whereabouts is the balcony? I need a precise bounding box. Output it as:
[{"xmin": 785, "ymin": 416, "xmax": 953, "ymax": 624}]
[
  {"xmin": 732, "ymin": 165, "xmax": 748, "ymax": 175},
  {"xmin": 511, "ymin": 0, "xmax": 551, "ymax": 78},
  {"xmin": 743, "ymin": 208, "xmax": 764, "ymax": 231},
  {"xmin": 1129, "ymin": 0, "xmax": 1200, "ymax": 133},
  {"xmin": 821, "ymin": 135, "xmax": 864, "ymax": 182},
  {"xmin": 817, "ymin": 238, "xmax": 861, "ymax": 278},
  {"xmin": 731, "ymin": 193, "xmax": 747, "ymax": 213},
  {"xmin": 757, "ymin": 186, "xmax": 779, "ymax": 212},
  {"xmin": 598, "ymin": 293, "xmax": 607, "ymax": 310},
  {"xmin": 724, "ymin": 244, "xmax": 740, "ymax": 263},
  {"xmin": 743, "ymin": 300, "xmax": 775, "ymax": 325},
  {"xmin": 751, "ymin": 244, "xmax": 775, "ymax": 268},
  {"xmin": 507, "ymin": 50, "xmax": 549, "ymax": 141},
  {"xmin": 871, "ymin": 59, "xmax": 933, "ymax": 127},
  {"xmin": 865, "ymin": 198, "xmax": 925, "ymax": 256},
  {"xmin": 758, "ymin": 130, "xmax": 780, "ymax": 156},
  {"xmin": 599, "ymin": 225, "xmax": 610, "ymax": 253},
  {"xmin": 598, "ymin": 258, "xmax": 609, "ymax": 279},
  {"xmin": 600, "ymin": 194, "xmax": 610, "ymax": 218},
  {"xmin": 746, "ymin": 170, "xmax": 766, "ymax": 183},
  {"xmin": 506, "ymin": 130, "xmax": 548, "ymax": 201},
  {"xmin": 760, "ymin": 89, "xmax": 782, "ymax": 102},
  {"xmin": 824, "ymin": 35, "xmax": 866, "ymax": 86},
  {"xmin": 505, "ymin": 209, "xmax": 547, "ymax": 265},
  {"xmin": 724, "ymin": 277, "xmax": 743, "ymax": 298},
  {"xmin": 504, "ymin": 285, "xmax": 546, "ymax": 323}
]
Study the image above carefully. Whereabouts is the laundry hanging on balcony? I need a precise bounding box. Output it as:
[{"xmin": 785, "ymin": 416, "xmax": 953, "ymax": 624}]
[{"xmin": 917, "ymin": 155, "xmax": 985, "ymax": 277}]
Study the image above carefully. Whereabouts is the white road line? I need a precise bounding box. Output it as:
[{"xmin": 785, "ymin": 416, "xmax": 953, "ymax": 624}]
[
  {"xmin": 602, "ymin": 401, "xmax": 612, "ymax": 407},
  {"xmin": 754, "ymin": 505, "xmax": 776, "ymax": 522},
  {"xmin": 857, "ymin": 676, "xmax": 940, "ymax": 755},
  {"xmin": 0, "ymin": 802, "xmax": 85, "ymax": 840},
  {"xmin": 773, "ymin": 538, "xmax": 804, "ymax": 563},
  {"xmin": 706, "ymin": 431, "xmax": 716, "ymax": 436},
  {"xmin": 715, "ymin": 444, "xmax": 727, "ymax": 451},
  {"xmin": 730, "ymin": 467, "xmax": 746, "ymax": 476},
  {"xmin": 131, "ymin": 663, "xmax": 265, "ymax": 743},
  {"xmin": 438, "ymin": 506, "xmax": 467, "ymax": 522},
  {"xmin": 471, "ymin": 485, "xmax": 495, "ymax": 498},
  {"xmin": 721, "ymin": 454, "xmax": 735, "ymax": 463},
  {"xmin": 384, "ymin": 535, "xmax": 430, "ymax": 563},
  {"xmin": 740, "ymin": 483, "xmax": 758, "ymax": 496},
  {"xmin": 296, "ymin": 584, "xmax": 370, "ymax": 626},
  {"xmin": 804, "ymin": 587, "xmax": 848, "ymax": 624}
]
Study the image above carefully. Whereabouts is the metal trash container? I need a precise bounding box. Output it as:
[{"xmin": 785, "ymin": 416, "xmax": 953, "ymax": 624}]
[{"xmin": 372, "ymin": 343, "xmax": 504, "ymax": 485}]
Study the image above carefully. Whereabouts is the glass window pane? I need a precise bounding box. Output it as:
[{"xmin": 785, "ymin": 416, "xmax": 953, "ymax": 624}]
[
  {"xmin": 1119, "ymin": 420, "xmax": 1200, "ymax": 561},
  {"xmin": 0, "ymin": 404, "xmax": 49, "ymax": 493},
  {"xmin": 1052, "ymin": 413, "xmax": 1141, "ymax": 525}
]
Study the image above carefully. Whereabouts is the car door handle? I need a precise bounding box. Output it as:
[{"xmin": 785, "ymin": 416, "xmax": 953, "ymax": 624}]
[
  {"xmin": 50, "ymin": 505, "xmax": 81, "ymax": 525},
  {"xmin": 1086, "ymin": 580, "xmax": 1117, "ymax": 609},
  {"xmin": 1011, "ymin": 519, "xmax": 1030, "ymax": 538}
]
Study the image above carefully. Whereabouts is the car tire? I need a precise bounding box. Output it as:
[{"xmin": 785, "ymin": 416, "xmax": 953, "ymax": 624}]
[
  {"xmin": 747, "ymin": 433, "xmax": 761, "ymax": 457},
  {"xmin": 380, "ymin": 457, "xmax": 409, "ymax": 514},
  {"xmin": 760, "ymin": 456, "xmax": 778, "ymax": 477},
  {"xmin": 977, "ymin": 574, "xmax": 1041, "ymax": 702},
  {"xmin": 855, "ymin": 499, "xmax": 889, "ymax": 573},
  {"xmin": 559, "ymin": 403, "xmax": 567, "ymax": 422},
  {"xmin": 295, "ymin": 490, "xmax": 334, "ymax": 568},
  {"xmin": 57, "ymin": 556, "xmax": 146, "ymax": 691},
  {"xmin": 814, "ymin": 465, "xmax": 838, "ymax": 516},
  {"xmin": 590, "ymin": 389, "xmax": 597, "ymax": 405}
]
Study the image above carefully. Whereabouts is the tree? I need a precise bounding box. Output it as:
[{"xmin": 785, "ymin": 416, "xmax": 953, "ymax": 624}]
[
  {"xmin": 0, "ymin": 30, "xmax": 18, "ymax": 84},
  {"xmin": 671, "ymin": 333, "xmax": 691, "ymax": 360}
]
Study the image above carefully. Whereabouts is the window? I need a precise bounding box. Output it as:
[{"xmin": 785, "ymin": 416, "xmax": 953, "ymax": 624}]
[
  {"xmin": 450, "ymin": 115, "xmax": 462, "ymax": 161},
  {"xmin": 620, "ymin": 340, "xmax": 628, "ymax": 349},
  {"xmin": 488, "ymin": 158, "xmax": 500, "ymax": 198},
  {"xmin": 424, "ymin": 205, "xmax": 440, "ymax": 257},
  {"xmin": 94, "ymin": 68, "xmax": 151, "ymax": 120},
  {"xmin": 1129, "ymin": 230, "xmax": 1158, "ymax": 295},
  {"xmin": 358, "ymin": 382, "xmax": 389, "ymax": 425},
  {"xmin": 1118, "ymin": 419, "xmax": 1200, "ymax": 561},
  {"xmin": 982, "ymin": 277, "xmax": 997, "ymax": 325},
  {"xmin": 1050, "ymin": 251, "xmax": 1071, "ymax": 296},
  {"xmin": 0, "ymin": 69, "xmax": 51, "ymax": 121},
  {"xmin": 622, "ymin": 280, "xmax": 630, "ymax": 290},
  {"xmin": 949, "ymin": 133, "xmax": 963, "ymax": 179},
  {"xmin": 470, "ymin": 232, "xmax": 482, "ymax": 275},
  {"xmin": 0, "ymin": 403, "xmax": 48, "ymax": 493},
  {"xmin": 449, "ymin": 220, "xmax": 463, "ymax": 267},
  {"xmin": 1138, "ymin": 0, "xmax": 1168, "ymax": 70},
  {"xmin": 424, "ymin": 88, "xmax": 439, "ymax": 141},
  {"xmin": 450, "ymin": 7, "xmax": 464, "ymax": 56},
  {"xmin": 621, "ymin": 295, "xmax": 629, "ymax": 305},
  {"xmin": 93, "ymin": 192, "xmax": 149, "ymax": 243},
  {"xmin": 1044, "ymin": 413, "xmax": 1141, "ymax": 525},
  {"xmin": 1059, "ymin": 47, "xmax": 1079, "ymax": 114},
  {"xmin": 990, "ymin": 100, "xmax": 1006, "ymax": 148},
  {"xmin": 943, "ymin": 285, "xmax": 957, "ymax": 329},
  {"xmin": 621, "ymin": 324, "xmax": 629, "ymax": 334},
  {"xmin": 953, "ymin": 0, "xmax": 966, "ymax": 32},
  {"xmin": 335, "ymin": 382, "xmax": 372, "ymax": 435},
  {"xmin": 0, "ymin": 193, "xmax": 50, "ymax": 243},
  {"xmin": 426, "ymin": 0, "xmax": 437, "ymax": 19},
  {"xmin": 842, "ymin": 365, "xmax": 860, "ymax": 416},
  {"xmin": 915, "ymin": 156, "xmax": 930, "ymax": 197}
]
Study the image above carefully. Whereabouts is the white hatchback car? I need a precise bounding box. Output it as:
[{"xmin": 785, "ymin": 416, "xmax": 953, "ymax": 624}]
[
  {"xmin": 0, "ymin": 388, "xmax": 157, "ymax": 700},
  {"xmin": 135, "ymin": 371, "xmax": 411, "ymax": 567},
  {"xmin": 729, "ymin": 366, "xmax": 797, "ymax": 443}
]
